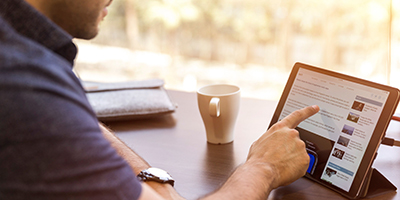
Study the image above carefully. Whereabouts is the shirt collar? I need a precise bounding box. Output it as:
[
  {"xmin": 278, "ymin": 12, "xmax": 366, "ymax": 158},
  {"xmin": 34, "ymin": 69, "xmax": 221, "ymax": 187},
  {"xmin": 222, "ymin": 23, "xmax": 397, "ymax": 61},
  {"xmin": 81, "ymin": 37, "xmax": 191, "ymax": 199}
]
[{"xmin": 0, "ymin": 0, "xmax": 77, "ymax": 65}]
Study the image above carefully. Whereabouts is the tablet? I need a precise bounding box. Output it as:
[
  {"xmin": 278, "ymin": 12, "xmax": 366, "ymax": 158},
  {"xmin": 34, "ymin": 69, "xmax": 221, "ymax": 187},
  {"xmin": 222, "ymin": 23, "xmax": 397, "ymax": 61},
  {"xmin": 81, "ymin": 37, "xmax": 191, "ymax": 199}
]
[{"xmin": 268, "ymin": 62, "xmax": 400, "ymax": 199}]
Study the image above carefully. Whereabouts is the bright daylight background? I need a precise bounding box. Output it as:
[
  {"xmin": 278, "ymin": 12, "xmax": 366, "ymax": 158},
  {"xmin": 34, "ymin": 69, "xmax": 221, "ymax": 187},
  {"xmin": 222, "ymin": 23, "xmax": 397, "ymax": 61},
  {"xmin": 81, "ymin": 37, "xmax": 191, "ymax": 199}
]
[{"xmin": 74, "ymin": 0, "xmax": 400, "ymax": 102}]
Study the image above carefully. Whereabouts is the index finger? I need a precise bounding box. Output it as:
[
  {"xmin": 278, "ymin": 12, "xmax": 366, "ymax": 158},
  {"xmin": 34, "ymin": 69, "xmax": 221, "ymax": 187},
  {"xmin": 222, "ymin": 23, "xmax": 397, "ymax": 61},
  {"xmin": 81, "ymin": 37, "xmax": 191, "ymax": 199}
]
[{"xmin": 280, "ymin": 105, "xmax": 320, "ymax": 129}]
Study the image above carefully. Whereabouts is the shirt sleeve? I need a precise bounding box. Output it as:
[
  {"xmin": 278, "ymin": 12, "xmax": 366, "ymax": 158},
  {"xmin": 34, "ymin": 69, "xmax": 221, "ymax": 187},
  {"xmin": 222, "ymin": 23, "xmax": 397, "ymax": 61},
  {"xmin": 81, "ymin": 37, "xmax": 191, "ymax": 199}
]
[{"xmin": 0, "ymin": 57, "xmax": 142, "ymax": 199}]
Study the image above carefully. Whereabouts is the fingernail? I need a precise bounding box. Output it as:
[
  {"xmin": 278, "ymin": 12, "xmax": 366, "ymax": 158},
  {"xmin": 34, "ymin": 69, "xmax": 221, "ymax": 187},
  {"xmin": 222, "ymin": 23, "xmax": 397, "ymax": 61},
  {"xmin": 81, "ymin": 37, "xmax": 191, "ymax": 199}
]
[{"xmin": 312, "ymin": 105, "xmax": 319, "ymax": 111}]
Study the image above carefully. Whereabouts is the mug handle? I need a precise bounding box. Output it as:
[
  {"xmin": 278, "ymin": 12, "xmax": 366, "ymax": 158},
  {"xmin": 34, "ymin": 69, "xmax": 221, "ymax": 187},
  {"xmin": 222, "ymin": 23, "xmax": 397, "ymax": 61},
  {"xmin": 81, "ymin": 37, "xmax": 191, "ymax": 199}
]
[{"xmin": 209, "ymin": 97, "xmax": 220, "ymax": 117}]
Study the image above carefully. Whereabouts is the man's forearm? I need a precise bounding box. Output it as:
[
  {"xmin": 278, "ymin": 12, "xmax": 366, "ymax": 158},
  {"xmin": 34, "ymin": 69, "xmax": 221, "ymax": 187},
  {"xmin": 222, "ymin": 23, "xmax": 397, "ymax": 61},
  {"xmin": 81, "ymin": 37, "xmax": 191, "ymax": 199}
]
[
  {"xmin": 200, "ymin": 161, "xmax": 275, "ymax": 200},
  {"xmin": 99, "ymin": 123, "xmax": 150, "ymax": 174},
  {"xmin": 100, "ymin": 123, "xmax": 275, "ymax": 200},
  {"xmin": 99, "ymin": 123, "xmax": 185, "ymax": 200}
]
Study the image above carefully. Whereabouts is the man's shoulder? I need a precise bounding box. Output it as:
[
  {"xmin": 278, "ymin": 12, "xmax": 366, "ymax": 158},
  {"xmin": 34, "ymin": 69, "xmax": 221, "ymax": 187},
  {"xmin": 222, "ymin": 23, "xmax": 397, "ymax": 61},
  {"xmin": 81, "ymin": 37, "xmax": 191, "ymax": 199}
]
[
  {"xmin": 0, "ymin": 19, "xmax": 91, "ymax": 130},
  {"xmin": 0, "ymin": 15, "xmax": 79, "ymax": 100},
  {"xmin": 0, "ymin": 17, "xmax": 69, "ymax": 67}
]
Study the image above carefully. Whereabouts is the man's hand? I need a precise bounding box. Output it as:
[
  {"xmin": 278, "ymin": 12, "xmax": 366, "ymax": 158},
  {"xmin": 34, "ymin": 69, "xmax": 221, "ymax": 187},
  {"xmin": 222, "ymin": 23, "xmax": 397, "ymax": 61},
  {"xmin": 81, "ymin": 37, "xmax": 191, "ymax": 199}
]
[{"xmin": 247, "ymin": 105, "xmax": 320, "ymax": 189}]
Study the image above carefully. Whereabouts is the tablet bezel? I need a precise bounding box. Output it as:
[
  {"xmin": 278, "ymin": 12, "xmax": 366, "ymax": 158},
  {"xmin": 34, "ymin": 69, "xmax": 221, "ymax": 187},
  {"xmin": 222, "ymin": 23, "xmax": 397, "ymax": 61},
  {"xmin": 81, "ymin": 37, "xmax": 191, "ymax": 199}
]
[{"xmin": 268, "ymin": 62, "xmax": 400, "ymax": 199}]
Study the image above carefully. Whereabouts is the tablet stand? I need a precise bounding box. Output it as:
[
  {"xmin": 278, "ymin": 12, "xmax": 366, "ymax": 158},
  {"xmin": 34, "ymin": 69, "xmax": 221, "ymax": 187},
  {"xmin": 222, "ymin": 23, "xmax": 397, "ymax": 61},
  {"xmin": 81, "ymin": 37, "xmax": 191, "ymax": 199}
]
[{"xmin": 359, "ymin": 168, "xmax": 397, "ymax": 198}]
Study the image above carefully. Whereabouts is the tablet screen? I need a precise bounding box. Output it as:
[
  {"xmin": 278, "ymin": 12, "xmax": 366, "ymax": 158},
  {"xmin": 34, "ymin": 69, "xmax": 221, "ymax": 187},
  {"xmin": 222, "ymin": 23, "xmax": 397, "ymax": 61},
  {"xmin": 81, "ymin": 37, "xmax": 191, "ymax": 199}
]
[{"xmin": 270, "ymin": 63, "xmax": 399, "ymax": 198}]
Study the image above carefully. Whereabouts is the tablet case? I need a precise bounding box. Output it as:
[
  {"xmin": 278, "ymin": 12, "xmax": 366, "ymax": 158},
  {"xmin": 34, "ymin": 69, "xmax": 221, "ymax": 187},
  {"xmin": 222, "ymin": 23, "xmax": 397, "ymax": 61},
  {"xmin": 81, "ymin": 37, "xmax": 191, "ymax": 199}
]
[
  {"xmin": 360, "ymin": 167, "xmax": 397, "ymax": 198},
  {"xmin": 82, "ymin": 79, "xmax": 177, "ymax": 121}
]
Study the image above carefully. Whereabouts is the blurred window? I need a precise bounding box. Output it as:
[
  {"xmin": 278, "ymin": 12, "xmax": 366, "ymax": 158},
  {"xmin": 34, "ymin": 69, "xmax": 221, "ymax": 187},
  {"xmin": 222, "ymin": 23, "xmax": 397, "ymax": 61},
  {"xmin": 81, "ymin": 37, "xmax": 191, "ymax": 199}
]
[{"xmin": 74, "ymin": 0, "xmax": 400, "ymax": 101}]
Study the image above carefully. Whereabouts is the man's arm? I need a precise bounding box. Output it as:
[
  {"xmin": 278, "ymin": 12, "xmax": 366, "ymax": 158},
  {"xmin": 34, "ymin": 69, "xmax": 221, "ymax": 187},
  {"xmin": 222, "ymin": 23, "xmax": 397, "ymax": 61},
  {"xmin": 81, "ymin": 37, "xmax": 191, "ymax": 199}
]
[
  {"xmin": 99, "ymin": 124, "xmax": 185, "ymax": 200},
  {"xmin": 200, "ymin": 105, "xmax": 320, "ymax": 199},
  {"xmin": 99, "ymin": 124, "xmax": 150, "ymax": 174},
  {"xmin": 100, "ymin": 105, "xmax": 319, "ymax": 200}
]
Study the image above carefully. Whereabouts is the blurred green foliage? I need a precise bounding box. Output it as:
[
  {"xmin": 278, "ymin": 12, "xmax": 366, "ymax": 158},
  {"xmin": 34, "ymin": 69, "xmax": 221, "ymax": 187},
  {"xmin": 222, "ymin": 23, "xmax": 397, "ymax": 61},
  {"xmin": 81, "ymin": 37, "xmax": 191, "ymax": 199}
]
[{"xmin": 93, "ymin": 0, "xmax": 392, "ymax": 75}]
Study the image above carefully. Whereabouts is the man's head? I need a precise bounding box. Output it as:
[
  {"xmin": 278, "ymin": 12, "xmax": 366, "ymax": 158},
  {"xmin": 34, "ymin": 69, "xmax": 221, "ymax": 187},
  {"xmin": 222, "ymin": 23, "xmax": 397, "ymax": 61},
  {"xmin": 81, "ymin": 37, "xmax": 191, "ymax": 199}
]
[{"xmin": 25, "ymin": 0, "xmax": 113, "ymax": 39}]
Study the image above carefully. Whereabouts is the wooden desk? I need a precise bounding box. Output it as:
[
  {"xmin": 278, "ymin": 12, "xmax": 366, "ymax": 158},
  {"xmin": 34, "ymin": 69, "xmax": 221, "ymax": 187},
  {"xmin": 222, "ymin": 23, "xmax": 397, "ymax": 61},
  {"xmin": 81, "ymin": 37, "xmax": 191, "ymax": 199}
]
[{"xmin": 107, "ymin": 90, "xmax": 400, "ymax": 200}]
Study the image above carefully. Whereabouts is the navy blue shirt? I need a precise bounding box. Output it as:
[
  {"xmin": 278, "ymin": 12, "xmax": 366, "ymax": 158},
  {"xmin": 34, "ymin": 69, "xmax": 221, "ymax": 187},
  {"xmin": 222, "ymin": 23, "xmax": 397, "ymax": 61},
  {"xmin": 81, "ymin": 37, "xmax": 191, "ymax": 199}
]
[{"xmin": 0, "ymin": 0, "xmax": 142, "ymax": 199}]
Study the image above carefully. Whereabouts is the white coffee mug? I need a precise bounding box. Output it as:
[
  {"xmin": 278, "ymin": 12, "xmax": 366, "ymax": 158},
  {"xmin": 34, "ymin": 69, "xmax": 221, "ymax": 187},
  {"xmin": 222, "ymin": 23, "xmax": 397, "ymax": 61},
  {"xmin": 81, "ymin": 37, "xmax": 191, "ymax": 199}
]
[{"xmin": 197, "ymin": 84, "xmax": 240, "ymax": 144}]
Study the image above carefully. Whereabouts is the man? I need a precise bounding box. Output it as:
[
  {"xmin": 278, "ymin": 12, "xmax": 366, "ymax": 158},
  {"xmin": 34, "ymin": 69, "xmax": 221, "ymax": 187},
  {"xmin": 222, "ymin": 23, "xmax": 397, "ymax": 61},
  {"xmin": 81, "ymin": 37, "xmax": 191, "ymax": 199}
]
[{"xmin": 0, "ymin": 0, "xmax": 319, "ymax": 199}]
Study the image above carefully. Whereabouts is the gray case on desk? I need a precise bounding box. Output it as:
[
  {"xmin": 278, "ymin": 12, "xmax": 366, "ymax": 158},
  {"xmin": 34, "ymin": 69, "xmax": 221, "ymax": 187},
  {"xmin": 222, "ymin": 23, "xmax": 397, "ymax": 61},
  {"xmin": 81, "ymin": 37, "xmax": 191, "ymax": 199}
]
[{"xmin": 82, "ymin": 79, "xmax": 177, "ymax": 121}]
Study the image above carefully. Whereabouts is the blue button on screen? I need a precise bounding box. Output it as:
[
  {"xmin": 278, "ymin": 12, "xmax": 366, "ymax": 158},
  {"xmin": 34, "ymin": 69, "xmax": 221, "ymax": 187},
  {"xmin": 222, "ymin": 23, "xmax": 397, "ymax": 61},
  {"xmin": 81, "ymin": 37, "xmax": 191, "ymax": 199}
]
[{"xmin": 307, "ymin": 153, "xmax": 316, "ymax": 173}]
